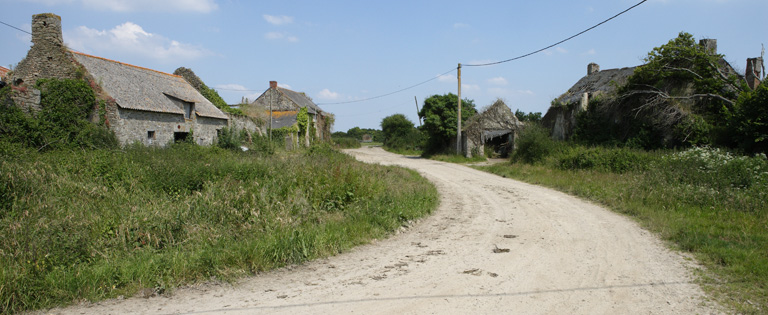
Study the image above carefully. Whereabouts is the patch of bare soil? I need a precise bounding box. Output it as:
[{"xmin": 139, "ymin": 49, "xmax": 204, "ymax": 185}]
[{"xmin": 39, "ymin": 147, "xmax": 720, "ymax": 314}]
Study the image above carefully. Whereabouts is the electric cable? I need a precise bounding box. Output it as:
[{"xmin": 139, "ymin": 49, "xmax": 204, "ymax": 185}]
[{"xmin": 464, "ymin": 0, "xmax": 647, "ymax": 67}]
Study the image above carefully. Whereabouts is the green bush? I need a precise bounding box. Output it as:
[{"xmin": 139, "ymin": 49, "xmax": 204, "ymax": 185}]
[
  {"xmin": 216, "ymin": 127, "xmax": 242, "ymax": 151},
  {"xmin": 512, "ymin": 124, "xmax": 562, "ymax": 164},
  {"xmin": 557, "ymin": 146, "xmax": 653, "ymax": 173},
  {"xmin": 0, "ymin": 79, "xmax": 117, "ymax": 151}
]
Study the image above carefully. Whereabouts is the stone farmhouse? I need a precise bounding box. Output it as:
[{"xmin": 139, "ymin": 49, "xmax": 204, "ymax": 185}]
[
  {"xmin": 462, "ymin": 99, "xmax": 523, "ymax": 158},
  {"xmin": 247, "ymin": 81, "xmax": 329, "ymax": 146},
  {"xmin": 8, "ymin": 13, "xmax": 228, "ymax": 146}
]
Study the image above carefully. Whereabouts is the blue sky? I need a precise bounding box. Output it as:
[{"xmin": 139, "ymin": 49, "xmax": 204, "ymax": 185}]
[{"xmin": 2, "ymin": 0, "xmax": 765, "ymax": 132}]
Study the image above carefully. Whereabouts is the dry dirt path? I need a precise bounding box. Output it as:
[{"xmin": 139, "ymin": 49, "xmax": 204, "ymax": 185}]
[{"xmin": 43, "ymin": 147, "xmax": 719, "ymax": 314}]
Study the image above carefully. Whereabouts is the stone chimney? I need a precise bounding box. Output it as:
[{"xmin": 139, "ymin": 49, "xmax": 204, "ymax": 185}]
[
  {"xmin": 700, "ymin": 39, "xmax": 717, "ymax": 55},
  {"xmin": 11, "ymin": 13, "xmax": 78, "ymax": 112},
  {"xmin": 269, "ymin": 81, "xmax": 278, "ymax": 89},
  {"xmin": 587, "ymin": 63, "xmax": 600, "ymax": 76},
  {"xmin": 746, "ymin": 57, "xmax": 763, "ymax": 90}
]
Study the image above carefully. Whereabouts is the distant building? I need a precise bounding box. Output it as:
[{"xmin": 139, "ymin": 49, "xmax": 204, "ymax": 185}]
[
  {"xmin": 246, "ymin": 81, "xmax": 330, "ymax": 146},
  {"xmin": 9, "ymin": 13, "xmax": 228, "ymax": 146},
  {"xmin": 361, "ymin": 134, "xmax": 373, "ymax": 143}
]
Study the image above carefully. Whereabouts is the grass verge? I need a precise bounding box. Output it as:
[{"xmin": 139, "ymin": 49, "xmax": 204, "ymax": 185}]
[
  {"xmin": 0, "ymin": 143, "xmax": 438, "ymax": 314},
  {"xmin": 476, "ymin": 146, "xmax": 767, "ymax": 313}
]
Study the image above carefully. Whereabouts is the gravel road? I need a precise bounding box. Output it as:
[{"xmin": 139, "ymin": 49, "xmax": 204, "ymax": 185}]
[{"xmin": 42, "ymin": 146, "xmax": 719, "ymax": 314}]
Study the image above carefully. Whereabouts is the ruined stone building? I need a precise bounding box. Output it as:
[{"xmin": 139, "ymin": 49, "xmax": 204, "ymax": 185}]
[
  {"xmin": 542, "ymin": 63, "xmax": 636, "ymax": 140},
  {"xmin": 8, "ymin": 13, "xmax": 228, "ymax": 146},
  {"xmin": 542, "ymin": 39, "xmax": 763, "ymax": 141},
  {"xmin": 462, "ymin": 99, "xmax": 523, "ymax": 158}
]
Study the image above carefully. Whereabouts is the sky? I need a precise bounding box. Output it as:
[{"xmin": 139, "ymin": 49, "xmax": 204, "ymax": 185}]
[{"xmin": 1, "ymin": 0, "xmax": 765, "ymax": 132}]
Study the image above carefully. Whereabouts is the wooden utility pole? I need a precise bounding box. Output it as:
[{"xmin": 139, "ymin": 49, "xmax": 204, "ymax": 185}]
[
  {"xmin": 414, "ymin": 96, "xmax": 422, "ymax": 127},
  {"xmin": 457, "ymin": 63, "xmax": 462, "ymax": 155},
  {"xmin": 269, "ymin": 88, "xmax": 273, "ymax": 150}
]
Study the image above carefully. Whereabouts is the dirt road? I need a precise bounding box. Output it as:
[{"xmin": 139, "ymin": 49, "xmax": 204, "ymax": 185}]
[{"xmin": 45, "ymin": 147, "xmax": 719, "ymax": 314}]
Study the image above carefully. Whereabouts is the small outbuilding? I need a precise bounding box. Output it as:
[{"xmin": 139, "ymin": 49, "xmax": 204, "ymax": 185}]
[{"xmin": 462, "ymin": 99, "xmax": 523, "ymax": 158}]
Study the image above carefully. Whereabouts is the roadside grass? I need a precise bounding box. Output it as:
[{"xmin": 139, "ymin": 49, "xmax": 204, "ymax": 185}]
[
  {"xmin": 0, "ymin": 143, "xmax": 438, "ymax": 314},
  {"xmin": 427, "ymin": 153, "xmax": 487, "ymax": 164},
  {"xmin": 476, "ymin": 146, "xmax": 768, "ymax": 314},
  {"xmin": 383, "ymin": 146, "xmax": 422, "ymax": 156},
  {"xmin": 331, "ymin": 137, "xmax": 361, "ymax": 149}
]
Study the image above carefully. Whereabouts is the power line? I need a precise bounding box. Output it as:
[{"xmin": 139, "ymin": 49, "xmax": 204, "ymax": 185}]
[
  {"xmin": 316, "ymin": 68, "xmax": 457, "ymax": 105},
  {"xmin": 0, "ymin": 20, "xmax": 32, "ymax": 35},
  {"xmin": 464, "ymin": 0, "xmax": 647, "ymax": 67}
]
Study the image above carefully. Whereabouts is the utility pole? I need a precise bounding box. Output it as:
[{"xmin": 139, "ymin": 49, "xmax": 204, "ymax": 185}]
[
  {"xmin": 457, "ymin": 63, "xmax": 462, "ymax": 155},
  {"xmin": 414, "ymin": 96, "xmax": 422, "ymax": 127}
]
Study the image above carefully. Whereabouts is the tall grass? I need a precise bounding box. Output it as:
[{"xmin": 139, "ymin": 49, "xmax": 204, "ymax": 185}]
[
  {"xmin": 0, "ymin": 143, "xmax": 437, "ymax": 314},
  {"xmin": 478, "ymin": 145, "xmax": 768, "ymax": 313}
]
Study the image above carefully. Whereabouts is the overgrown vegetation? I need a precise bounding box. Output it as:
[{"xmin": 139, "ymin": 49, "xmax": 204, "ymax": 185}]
[
  {"xmin": 332, "ymin": 127, "xmax": 384, "ymax": 143},
  {"xmin": 0, "ymin": 144, "xmax": 438, "ymax": 314},
  {"xmin": 0, "ymin": 79, "xmax": 117, "ymax": 151},
  {"xmin": 572, "ymin": 32, "xmax": 753, "ymax": 150},
  {"xmin": 418, "ymin": 93, "xmax": 476, "ymax": 153},
  {"xmin": 483, "ymin": 125, "xmax": 768, "ymax": 313},
  {"xmin": 173, "ymin": 67, "xmax": 243, "ymax": 116}
]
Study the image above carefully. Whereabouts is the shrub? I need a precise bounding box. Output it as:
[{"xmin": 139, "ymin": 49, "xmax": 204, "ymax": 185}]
[
  {"xmin": 557, "ymin": 146, "xmax": 653, "ymax": 173},
  {"xmin": 332, "ymin": 137, "xmax": 361, "ymax": 149},
  {"xmin": 512, "ymin": 124, "xmax": 562, "ymax": 164}
]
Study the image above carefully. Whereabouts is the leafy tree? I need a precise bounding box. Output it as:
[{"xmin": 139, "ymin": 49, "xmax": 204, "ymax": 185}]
[
  {"xmin": 418, "ymin": 93, "xmax": 476, "ymax": 152},
  {"xmin": 381, "ymin": 114, "xmax": 423, "ymax": 150},
  {"xmin": 730, "ymin": 81, "xmax": 768, "ymax": 153},
  {"xmin": 514, "ymin": 110, "xmax": 542, "ymax": 123}
]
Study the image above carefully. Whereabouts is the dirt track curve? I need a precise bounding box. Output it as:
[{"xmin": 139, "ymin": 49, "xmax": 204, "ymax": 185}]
[{"xmin": 42, "ymin": 146, "xmax": 719, "ymax": 314}]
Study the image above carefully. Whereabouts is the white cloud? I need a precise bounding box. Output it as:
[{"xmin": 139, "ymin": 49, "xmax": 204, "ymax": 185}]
[
  {"xmin": 515, "ymin": 89, "xmax": 535, "ymax": 95},
  {"xmin": 461, "ymin": 84, "xmax": 480, "ymax": 91},
  {"xmin": 65, "ymin": 22, "xmax": 211, "ymax": 62},
  {"xmin": 438, "ymin": 73, "xmax": 456, "ymax": 82},
  {"xmin": 264, "ymin": 31, "xmax": 298, "ymax": 42},
  {"xmin": 263, "ymin": 14, "xmax": 294, "ymax": 25},
  {"xmin": 582, "ymin": 48, "xmax": 596, "ymax": 56},
  {"xmin": 453, "ymin": 23, "xmax": 469, "ymax": 29},
  {"xmin": 278, "ymin": 83, "xmax": 292, "ymax": 89},
  {"xmin": 543, "ymin": 46, "xmax": 568, "ymax": 56},
  {"xmin": 487, "ymin": 77, "xmax": 508, "ymax": 86},
  {"xmin": 317, "ymin": 89, "xmax": 340, "ymax": 100}
]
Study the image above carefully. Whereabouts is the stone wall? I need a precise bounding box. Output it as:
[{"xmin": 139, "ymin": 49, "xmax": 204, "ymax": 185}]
[
  {"xmin": 114, "ymin": 108, "xmax": 226, "ymax": 146},
  {"xmin": 227, "ymin": 114, "xmax": 264, "ymax": 136}
]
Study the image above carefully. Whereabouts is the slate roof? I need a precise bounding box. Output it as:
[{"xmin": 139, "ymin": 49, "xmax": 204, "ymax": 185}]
[
  {"xmin": 71, "ymin": 52, "xmax": 228, "ymax": 120},
  {"xmin": 278, "ymin": 88, "xmax": 322, "ymax": 114},
  {"xmin": 271, "ymin": 112, "xmax": 298, "ymax": 129},
  {"xmin": 554, "ymin": 67, "xmax": 637, "ymax": 105}
]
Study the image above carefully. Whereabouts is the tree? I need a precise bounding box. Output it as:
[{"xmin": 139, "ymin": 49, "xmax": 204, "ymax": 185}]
[
  {"xmin": 381, "ymin": 114, "xmax": 422, "ymax": 149},
  {"xmin": 418, "ymin": 93, "xmax": 476, "ymax": 153},
  {"xmin": 514, "ymin": 109, "xmax": 542, "ymax": 123},
  {"xmin": 730, "ymin": 81, "xmax": 768, "ymax": 153}
]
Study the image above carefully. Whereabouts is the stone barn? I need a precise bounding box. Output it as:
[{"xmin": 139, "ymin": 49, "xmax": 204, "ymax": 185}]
[
  {"xmin": 9, "ymin": 13, "xmax": 228, "ymax": 146},
  {"xmin": 462, "ymin": 99, "xmax": 523, "ymax": 158}
]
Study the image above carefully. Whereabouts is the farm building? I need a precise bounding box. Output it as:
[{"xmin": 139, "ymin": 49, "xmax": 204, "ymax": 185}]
[
  {"xmin": 8, "ymin": 13, "xmax": 228, "ymax": 146},
  {"xmin": 247, "ymin": 81, "xmax": 330, "ymax": 146},
  {"xmin": 462, "ymin": 99, "xmax": 523, "ymax": 158}
]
